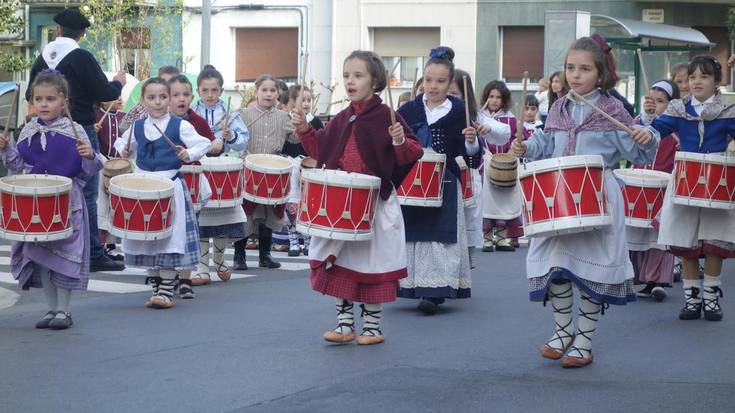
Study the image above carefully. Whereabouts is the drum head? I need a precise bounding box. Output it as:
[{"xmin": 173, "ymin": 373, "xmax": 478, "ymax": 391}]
[
  {"xmin": 301, "ymin": 156, "xmax": 318, "ymax": 169},
  {"xmin": 200, "ymin": 156, "xmax": 244, "ymax": 171},
  {"xmin": 105, "ymin": 158, "xmax": 132, "ymax": 172},
  {"xmin": 109, "ymin": 173, "xmax": 174, "ymax": 199},
  {"xmin": 0, "ymin": 174, "xmax": 72, "ymax": 195},
  {"xmin": 613, "ymin": 168, "xmax": 670, "ymax": 188},
  {"xmin": 246, "ymin": 154, "xmax": 292, "ymax": 172}
]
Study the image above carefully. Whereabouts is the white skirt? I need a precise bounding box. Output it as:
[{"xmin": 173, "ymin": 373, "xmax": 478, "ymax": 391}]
[
  {"xmin": 465, "ymin": 169, "xmax": 483, "ymax": 247},
  {"xmin": 526, "ymin": 171, "xmax": 633, "ymax": 285},
  {"xmin": 627, "ymin": 227, "xmax": 663, "ymax": 252},
  {"xmin": 308, "ymin": 192, "xmax": 408, "ymax": 276},
  {"xmin": 657, "ymin": 175, "xmax": 735, "ymax": 248},
  {"xmin": 482, "ymin": 171, "xmax": 523, "ymax": 220}
]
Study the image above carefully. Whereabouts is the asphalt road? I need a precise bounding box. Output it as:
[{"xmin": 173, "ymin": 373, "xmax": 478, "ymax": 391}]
[{"xmin": 1, "ymin": 244, "xmax": 733, "ymax": 413}]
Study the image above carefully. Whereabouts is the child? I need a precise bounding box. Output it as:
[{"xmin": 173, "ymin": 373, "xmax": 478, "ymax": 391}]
[
  {"xmin": 0, "ymin": 70, "xmax": 103, "ymax": 329},
  {"xmin": 119, "ymin": 66, "xmax": 181, "ymax": 132},
  {"xmin": 169, "ymin": 74, "xmax": 217, "ymax": 298},
  {"xmin": 292, "ymin": 50, "xmax": 423, "ymax": 344},
  {"xmin": 234, "ymin": 75, "xmax": 297, "ymax": 269},
  {"xmin": 511, "ymin": 35, "xmax": 656, "ymax": 367},
  {"xmin": 193, "ymin": 65, "xmax": 249, "ymax": 281},
  {"xmin": 477, "ymin": 80, "xmax": 521, "ymax": 252},
  {"xmin": 523, "ymin": 95, "xmax": 543, "ymax": 139},
  {"xmin": 396, "ymin": 46, "xmax": 480, "ymax": 315},
  {"xmin": 546, "ymin": 71, "xmax": 567, "ymax": 122},
  {"xmin": 115, "ymin": 78, "xmax": 212, "ymax": 309},
  {"xmin": 641, "ymin": 56, "xmax": 735, "ymax": 321},
  {"xmin": 282, "ymin": 85, "xmax": 323, "ymax": 157},
  {"xmin": 670, "ymin": 62, "xmax": 690, "ymax": 99},
  {"xmin": 448, "ymin": 69, "xmax": 485, "ymax": 266},
  {"xmin": 535, "ymin": 78, "xmax": 550, "ymax": 121},
  {"xmin": 95, "ymin": 97, "xmax": 126, "ymax": 260},
  {"xmin": 397, "ymin": 91, "xmax": 411, "ymax": 109}
]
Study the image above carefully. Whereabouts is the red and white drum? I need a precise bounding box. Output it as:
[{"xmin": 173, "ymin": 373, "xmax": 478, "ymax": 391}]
[
  {"xmin": 613, "ymin": 168, "xmax": 670, "ymax": 228},
  {"xmin": 672, "ymin": 152, "xmax": 735, "ymax": 210},
  {"xmin": 0, "ymin": 174, "xmax": 72, "ymax": 242},
  {"xmin": 181, "ymin": 164, "xmax": 202, "ymax": 211},
  {"xmin": 296, "ymin": 169, "xmax": 381, "ymax": 241},
  {"xmin": 396, "ymin": 151, "xmax": 446, "ymax": 207},
  {"xmin": 200, "ymin": 156, "xmax": 244, "ymax": 208},
  {"xmin": 243, "ymin": 154, "xmax": 292, "ymax": 205},
  {"xmin": 108, "ymin": 173, "xmax": 174, "ymax": 240},
  {"xmin": 455, "ymin": 156, "xmax": 476, "ymax": 208},
  {"xmin": 519, "ymin": 155, "xmax": 610, "ymax": 237}
]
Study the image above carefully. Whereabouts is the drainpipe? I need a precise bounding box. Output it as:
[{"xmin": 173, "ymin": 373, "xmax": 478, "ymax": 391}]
[{"xmin": 201, "ymin": 0, "xmax": 211, "ymax": 69}]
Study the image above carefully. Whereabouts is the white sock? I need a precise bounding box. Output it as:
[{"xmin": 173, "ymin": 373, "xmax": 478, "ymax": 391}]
[
  {"xmin": 56, "ymin": 287, "xmax": 71, "ymax": 314},
  {"xmin": 360, "ymin": 303, "xmax": 382, "ymax": 336},
  {"xmin": 702, "ymin": 274, "xmax": 722, "ymax": 312},
  {"xmin": 334, "ymin": 298, "xmax": 354, "ymax": 335},
  {"xmin": 157, "ymin": 270, "xmax": 178, "ymax": 301},
  {"xmin": 213, "ymin": 238, "xmax": 228, "ymax": 272},
  {"xmin": 683, "ymin": 279, "xmax": 702, "ymax": 303},
  {"xmin": 40, "ymin": 268, "xmax": 57, "ymax": 311},
  {"xmin": 569, "ymin": 291, "xmax": 602, "ymax": 358},
  {"xmin": 146, "ymin": 269, "xmax": 161, "ymax": 295},
  {"xmin": 199, "ymin": 240, "xmax": 211, "ymax": 268},
  {"xmin": 547, "ymin": 281, "xmax": 574, "ymax": 351}
]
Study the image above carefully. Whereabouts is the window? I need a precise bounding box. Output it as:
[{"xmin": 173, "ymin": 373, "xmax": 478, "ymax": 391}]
[
  {"xmin": 372, "ymin": 27, "xmax": 440, "ymax": 87},
  {"xmin": 235, "ymin": 28, "xmax": 298, "ymax": 82},
  {"xmin": 117, "ymin": 27, "xmax": 151, "ymax": 79},
  {"xmin": 501, "ymin": 26, "xmax": 544, "ymax": 82}
]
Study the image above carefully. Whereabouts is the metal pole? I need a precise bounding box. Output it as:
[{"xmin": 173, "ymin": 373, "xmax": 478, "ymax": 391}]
[{"xmin": 201, "ymin": 0, "xmax": 211, "ymax": 69}]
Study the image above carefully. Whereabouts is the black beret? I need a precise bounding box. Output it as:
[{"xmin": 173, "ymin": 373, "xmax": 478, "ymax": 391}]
[{"xmin": 53, "ymin": 9, "xmax": 91, "ymax": 30}]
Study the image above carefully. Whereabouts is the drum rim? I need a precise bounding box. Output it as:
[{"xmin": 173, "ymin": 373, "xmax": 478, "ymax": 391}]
[
  {"xmin": 675, "ymin": 151, "xmax": 735, "ymax": 165},
  {"xmin": 245, "ymin": 153, "xmax": 293, "ymax": 173},
  {"xmin": 0, "ymin": 174, "xmax": 73, "ymax": 195},
  {"xmin": 613, "ymin": 168, "xmax": 670, "ymax": 187},
  {"xmin": 523, "ymin": 214, "xmax": 611, "ymax": 237},
  {"xmin": 301, "ymin": 168, "xmax": 381, "ymax": 189},
  {"xmin": 181, "ymin": 164, "xmax": 203, "ymax": 173},
  {"xmin": 199, "ymin": 156, "xmax": 244, "ymax": 171},
  {"xmin": 108, "ymin": 173, "xmax": 175, "ymax": 199},
  {"xmin": 295, "ymin": 222, "xmax": 374, "ymax": 241},
  {"xmin": 417, "ymin": 152, "xmax": 447, "ymax": 162},
  {"xmin": 519, "ymin": 154, "xmax": 604, "ymax": 178},
  {"xmin": 672, "ymin": 194, "xmax": 735, "ymax": 210}
]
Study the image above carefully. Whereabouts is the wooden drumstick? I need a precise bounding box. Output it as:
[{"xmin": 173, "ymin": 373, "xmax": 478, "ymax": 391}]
[
  {"xmin": 571, "ymin": 89, "xmax": 636, "ymax": 135},
  {"xmin": 479, "ymin": 98, "xmax": 490, "ymax": 113},
  {"xmin": 124, "ymin": 127, "xmax": 134, "ymax": 155},
  {"xmin": 386, "ymin": 70, "xmax": 397, "ymax": 125},
  {"xmin": 462, "ymin": 75, "xmax": 471, "ymax": 128},
  {"xmin": 62, "ymin": 100, "xmax": 82, "ymax": 143},
  {"xmin": 637, "ymin": 49, "xmax": 650, "ymax": 93},
  {"xmin": 295, "ymin": 50, "xmax": 309, "ymax": 115},
  {"xmin": 3, "ymin": 86, "xmax": 18, "ymax": 137},
  {"xmin": 219, "ymin": 96, "xmax": 232, "ymax": 131},
  {"xmin": 411, "ymin": 66, "xmax": 419, "ymax": 100},
  {"xmin": 246, "ymin": 109, "xmax": 270, "ymax": 129},
  {"xmin": 95, "ymin": 101, "xmax": 115, "ymax": 130},
  {"xmin": 515, "ymin": 71, "xmax": 529, "ymax": 144},
  {"xmin": 152, "ymin": 122, "xmax": 181, "ymax": 152}
]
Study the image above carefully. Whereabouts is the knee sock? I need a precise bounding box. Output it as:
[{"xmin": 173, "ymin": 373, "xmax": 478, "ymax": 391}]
[
  {"xmin": 360, "ymin": 303, "xmax": 383, "ymax": 336},
  {"xmin": 40, "ymin": 268, "xmax": 58, "ymax": 312},
  {"xmin": 288, "ymin": 224, "xmax": 300, "ymax": 250},
  {"xmin": 569, "ymin": 290, "xmax": 602, "ymax": 358},
  {"xmin": 56, "ymin": 287, "xmax": 71, "ymax": 314},
  {"xmin": 547, "ymin": 281, "xmax": 574, "ymax": 351},
  {"xmin": 702, "ymin": 275, "xmax": 722, "ymax": 313},
  {"xmin": 334, "ymin": 298, "xmax": 355, "ymax": 335},
  {"xmin": 157, "ymin": 270, "xmax": 178, "ymax": 301},
  {"xmin": 213, "ymin": 238, "xmax": 228, "ymax": 272}
]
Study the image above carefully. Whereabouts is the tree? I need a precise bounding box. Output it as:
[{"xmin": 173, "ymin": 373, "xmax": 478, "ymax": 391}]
[{"xmin": 0, "ymin": 0, "xmax": 31, "ymax": 77}]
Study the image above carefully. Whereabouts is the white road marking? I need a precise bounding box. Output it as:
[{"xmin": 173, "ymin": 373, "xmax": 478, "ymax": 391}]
[{"xmin": 0, "ymin": 285, "xmax": 20, "ymax": 310}]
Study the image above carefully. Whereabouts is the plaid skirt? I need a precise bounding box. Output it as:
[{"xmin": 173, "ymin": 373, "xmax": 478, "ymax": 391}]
[{"xmin": 124, "ymin": 181, "xmax": 200, "ymax": 270}]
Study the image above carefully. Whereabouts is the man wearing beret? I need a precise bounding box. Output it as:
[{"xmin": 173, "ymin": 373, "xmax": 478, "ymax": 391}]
[{"xmin": 26, "ymin": 8, "xmax": 127, "ymax": 272}]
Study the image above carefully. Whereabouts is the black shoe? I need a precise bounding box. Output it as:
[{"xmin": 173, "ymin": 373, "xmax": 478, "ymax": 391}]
[
  {"xmin": 673, "ymin": 263, "xmax": 682, "ymax": 283},
  {"xmin": 418, "ymin": 299, "xmax": 438, "ymax": 315},
  {"xmin": 259, "ymin": 254, "xmax": 281, "ymax": 269},
  {"xmin": 232, "ymin": 249, "xmax": 248, "ymax": 271},
  {"xmin": 35, "ymin": 311, "xmax": 57, "ymax": 329},
  {"xmin": 288, "ymin": 248, "xmax": 300, "ymax": 257},
  {"xmin": 48, "ymin": 312, "xmax": 73, "ymax": 330},
  {"xmin": 302, "ymin": 248, "xmax": 309, "ymax": 256},
  {"xmin": 178, "ymin": 279, "xmax": 195, "ymax": 299},
  {"xmin": 703, "ymin": 286, "xmax": 723, "ymax": 321},
  {"xmin": 679, "ymin": 287, "xmax": 702, "ymax": 320},
  {"xmin": 637, "ymin": 283, "xmax": 654, "ymax": 298},
  {"xmin": 482, "ymin": 245, "xmax": 495, "ymax": 252},
  {"xmin": 90, "ymin": 254, "xmax": 125, "ymax": 272}
]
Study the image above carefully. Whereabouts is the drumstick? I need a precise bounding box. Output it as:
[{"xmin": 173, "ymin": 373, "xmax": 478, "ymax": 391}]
[
  {"xmin": 246, "ymin": 109, "xmax": 270, "ymax": 129},
  {"xmin": 95, "ymin": 102, "xmax": 114, "ymax": 130},
  {"xmin": 62, "ymin": 100, "xmax": 82, "ymax": 143},
  {"xmin": 411, "ymin": 66, "xmax": 419, "ymax": 100},
  {"xmin": 124, "ymin": 126, "xmax": 134, "ymax": 155},
  {"xmin": 570, "ymin": 89, "xmax": 636, "ymax": 135},
  {"xmin": 636, "ymin": 49, "xmax": 650, "ymax": 93},
  {"xmin": 515, "ymin": 71, "xmax": 529, "ymax": 143},
  {"xmin": 295, "ymin": 50, "xmax": 309, "ymax": 115},
  {"xmin": 386, "ymin": 70, "xmax": 397, "ymax": 125},
  {"xmin": 479, "ymin": 98, "xmax": 490, "ymax": 113},
  {"xmin": 3, "ymin": 86, "xmax": 18, "ymax": 137},
  {"xmin": 462, "ymin": 75, "xmax": 471, "ymax": 128},
  {"xmin": 152, "ymin": 123, "xmax": 181, "ymax": 152},
  {"xmin": 219, "ymin": 96, "xmax": 232, "ymax": 131}
]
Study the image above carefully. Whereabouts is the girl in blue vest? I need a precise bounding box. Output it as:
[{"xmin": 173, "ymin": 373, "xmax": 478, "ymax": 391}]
[
  {"xmin": 641, "ymin": 56, "xmax": 735, "ymax": 322},
  {"xmin": 117, "ymin": 78, "xmax": 212, "ymax": 309}
]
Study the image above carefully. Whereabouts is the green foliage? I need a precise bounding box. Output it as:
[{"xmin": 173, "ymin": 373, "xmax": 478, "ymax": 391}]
[
  {"xmin": 0, "ymin": 52, "xmax": 31, "ymax": 74},
  {"xmin": 727, "ymin": 6, "xmax": 735, "ymax": 40},
  {"xmin": 0, "ymin": 0, "xmax": 30, "ymax": 75}
]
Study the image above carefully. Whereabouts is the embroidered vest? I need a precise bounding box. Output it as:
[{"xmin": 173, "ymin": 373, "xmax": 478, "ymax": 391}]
[{"xmin": 134, "ymin": 117, "xmax": 184, "ymax": 172}]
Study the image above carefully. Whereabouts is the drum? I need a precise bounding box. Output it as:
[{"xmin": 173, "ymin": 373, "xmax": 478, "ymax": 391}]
[
  {"xmin": 108, "ymin": 173, "xmax": 175, "ymax": 240},
  {"xmin": 296, "ymin": 169, "xmax": 381, "ymax": 241},
  {"xmin": 672, "ymin": 152, "xmax": 735, "ymax": 210},
  {"xmin": 301, "ymin": 156, "xmax": 318, "ymax": 170},
  {"xmin": 519, "ymin": 155, "xmax": 610, "ymax": 237},
  {"xmin": 488, "ymin": 153, "xmax": 518, "ymax": 188},
  {"xmin": 455, "ymin": 156, "xmax": 476, "ymax": 208},
  {"xmin": 0, "ymin": 174, "xmax": 73, "ymax": 242},
  {"xmin": 396, "ymin": 151, "xmax": 446, "ymax": 207},
  {"xmin": 102, "ymin": 158, "xmax": 132, "ymax": 192},
  {"xmin": 181, "ymin": 164, "xmax": 202, "ymax": 211},
  {"xmin": 613, "ymin": 168, "xmax": 670, "ymax": 228},
  {"xmin": 243, "ymin": 154, "xmax": 292, "ymax": 205},
  {"xmin": 200, "ymin": 157, "xmax": 244, "ymax": 208}
]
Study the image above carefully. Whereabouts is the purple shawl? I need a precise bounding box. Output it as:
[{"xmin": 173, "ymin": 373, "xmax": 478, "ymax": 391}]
[{"xmin": 545, "ymin": 92, "xmax": 633, "ymax": 155}]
